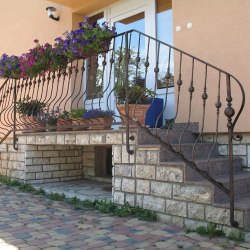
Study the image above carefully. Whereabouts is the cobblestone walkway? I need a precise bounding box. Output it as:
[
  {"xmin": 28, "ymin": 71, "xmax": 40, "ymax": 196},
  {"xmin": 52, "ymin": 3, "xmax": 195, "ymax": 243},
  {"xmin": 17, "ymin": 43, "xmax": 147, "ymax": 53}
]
[{"xmin": 0, "ymin": 184, "xmax": 249, "ymax": 250}]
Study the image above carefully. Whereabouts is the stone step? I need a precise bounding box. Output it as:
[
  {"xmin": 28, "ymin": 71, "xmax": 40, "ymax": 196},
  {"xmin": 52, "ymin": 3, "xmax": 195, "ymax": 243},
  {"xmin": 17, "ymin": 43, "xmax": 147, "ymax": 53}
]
[
  {"xmin": 159, "ymin": 143, "xmax": 219, "ymax": 162},
  {"xmin": 191, "ymin": 172, "xmax": 250, "ymax": 203},
  {"xmin": 213, "ymin": 193, "xmax": 250, "ymax": 230},
  {"xmin": 184, "ymin": 157, "xmax": 242, "ymax": 181},
  {"xmin": 138, "ymin": 128, "xmax": 198, "ymax": 145}
]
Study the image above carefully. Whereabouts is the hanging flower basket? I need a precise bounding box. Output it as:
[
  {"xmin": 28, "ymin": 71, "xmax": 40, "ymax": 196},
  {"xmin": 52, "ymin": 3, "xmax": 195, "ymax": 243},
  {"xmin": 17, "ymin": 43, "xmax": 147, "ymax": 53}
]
[{"xmin": 74, "ymin": 39, "xmax": 111, "ymax": 60}]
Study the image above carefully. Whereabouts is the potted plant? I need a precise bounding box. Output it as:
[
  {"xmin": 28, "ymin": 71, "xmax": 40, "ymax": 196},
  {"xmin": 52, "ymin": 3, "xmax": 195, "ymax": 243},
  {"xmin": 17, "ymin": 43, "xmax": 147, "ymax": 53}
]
[
  {"xmin": 83, "ymin": 109, "xmax": 115, "ymax": 130},
  {"xmin": 38, "ymin": 108, "xmax": 59, "ymax": 132},
  {"xmin": 0, "ymin": 54, "xmax": 21, "ymax": 79},
  {"xmin": 115, "ymin": 83, "xmax": 155, "ymax": 125},
  {"xmin": 54, "ymin": 18, "xmax": 115, "ymax": 60},
  {"xmin": 57, "ymin": 110, "xmax": 72, "ymax": 131},
  {"xmin": 70, "ymin": 108, "xmax": 88, "ymax": 130},
  {"xmin": 16, "ymin": 99, "xmax": 46, "ymax": 132},
  {"xmin": 19, "ymin": 40, "xmax": 53, "ymax": 78}
]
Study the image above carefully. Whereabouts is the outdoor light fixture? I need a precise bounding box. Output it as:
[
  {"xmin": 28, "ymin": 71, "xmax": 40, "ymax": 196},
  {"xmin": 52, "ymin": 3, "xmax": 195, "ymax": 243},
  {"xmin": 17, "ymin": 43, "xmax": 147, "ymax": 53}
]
[{"xmin": 46, "ymin": 6, "xmax": 60, "ymax": 21}]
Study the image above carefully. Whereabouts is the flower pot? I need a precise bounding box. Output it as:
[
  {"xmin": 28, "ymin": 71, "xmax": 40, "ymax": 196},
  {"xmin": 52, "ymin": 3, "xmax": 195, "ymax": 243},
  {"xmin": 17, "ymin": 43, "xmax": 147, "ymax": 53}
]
[
  {"xmin": 72, "ymin": 118, "xmax": 89, "ymax": 131},
  {"xmin": 117, "ymin": 104, "xmax": 150, "ymax": 126},
  {"xmin": 75, "ymin": 40, "xmax": 111, "ymax": 60},
  {"xmin": 46, "ymin": 121, "xmax": 57, "ymax": 132},
  {"xmin": 57, "ymin": 118, "xmax": 72, "ymax": 131},
  {"xmin": 88, "ymin": 117, "xmax": 113, "ymax": 130},
  {"xmin": 21, "ymin": 115, "xmax": 46, "ymax": 133}
]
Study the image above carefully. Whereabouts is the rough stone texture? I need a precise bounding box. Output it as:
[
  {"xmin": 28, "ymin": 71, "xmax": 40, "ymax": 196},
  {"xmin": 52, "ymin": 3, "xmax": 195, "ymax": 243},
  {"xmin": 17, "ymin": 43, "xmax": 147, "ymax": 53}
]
[
  {"xmin": 233, "ymin": 145, "xmax": 247, "ymax": 155},
  {"xmin": 173, "ymin": 184, "xmax": 211, "ymax": 204},
  {"xmin": 57, "ymin": 135, "xmax": 65, "ymax": 144},
  {"xmin": 121, "ymin": 145, "xmax": 135, "ymax": 164},
  {"xmin": 115, "ymin": 165, "xmax": 134, "ymax": 177},
  {"xmin": 106, "ymin": 133, "xmax": 122, "ymax": 144},
  {"xmin": 136, "ymin": 165, "xmax": 155, "ymax": 179},
  {"xmin": 157, "ymin": 213, "xmax": 172, "ymax": 224},
  {"xmin": 136, "ymin": 150, "xmax": 146, "ymax": 164},
  {"xmin": 187, "ymin": 203, "xmax": 205, "ymax": 220},
  {"xmin": 125, "ymin": 194, "xmax": 135, "ymax": 206},
  {"xmin": 114, "ymin": 177, "xmax": 122, "ymax": 191},
  {"xmin": 156, "ymin": 166, "xmax": 183, "ymax": 182},
  {"xmin": 147, "ymin": 150, "xmax": 159, "ymax": 164},
  {"xmin": 184, "ymin": 219, "xmax": 207, "ymax": 230},
  {"xmin": 151, "ymin": 181, "xmax": 172, "ymax": 198},
  {"xmin": 90, "ymin": 134, "xmax": 106, "ymax": 144},
  {"xmin": 143, "ymin": 196, "xmax": 165, "ymax": 213},
  {"xmin": 172, "ymin": 216, "xmax": 184, "ymax": 227},
  {"xmin": 136, "ymin": 195, "xmax": 143, "ymax": 207},
  {"xmin": 27, "ymin": 136, "xmax": 36, "ymax": 144},
  {"xmin": 65, "ymin": 134, "xmax": 76, "ymax": 144},
  {"xmin": 205, "ymin": 205, "xmax": 244, "ymax": 227},
  {"xmin": 45, "ymin": 135, "xmax": 57, "ymax": 144},
  {"xmin": 136, "ymin": 179, "xmax": 150, "ymax": 194},
  {"xmin": 218, "ymin": 145, "xmax": 228, "ymax": 156},
  {"xmin": 43, "ymin": 165, "xmax": 60, "ymax": 171},
  {"xmin": 165, "ymin": 199, "xmax": 187, "ymax": 217},
  {"xmin": 26, "ymin": 165, "xmax": 43, "ymax": 173},
  {"xmin": 122, "ymin": 178, "xmax": 135, "ymax": 193},
  {"xmin": 76, "ymin": 134, "xmax": 89, "ymax": 145},
  {"xmin": 113, "ymin": 191, "xmax": 124, "ymax": 205},
  {"xmin": 113, "ymin": 146, "xmax": 122, "ymax": 164}
]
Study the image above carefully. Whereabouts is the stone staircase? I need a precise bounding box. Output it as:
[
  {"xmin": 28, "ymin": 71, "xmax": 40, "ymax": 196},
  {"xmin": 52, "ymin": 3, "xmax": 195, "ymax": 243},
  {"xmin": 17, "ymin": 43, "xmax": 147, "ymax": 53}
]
[{"xmin": 131, "ymin": 124, "xmax": 250, "ymax": 231}]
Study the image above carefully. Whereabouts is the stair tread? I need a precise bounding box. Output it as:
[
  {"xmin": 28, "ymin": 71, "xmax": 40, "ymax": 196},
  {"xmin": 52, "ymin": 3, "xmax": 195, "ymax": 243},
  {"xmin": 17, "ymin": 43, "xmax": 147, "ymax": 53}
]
[
  {"xmin": 160, "ymin": 156, "xmax": 241, "ymax": 165},
  {"xmin": 188, "ymin": 172, "xmax": 250, "ymax": 185},
  {"xmin": 214, "ymin": 193, "xmax": 250, "ymax": 210}
]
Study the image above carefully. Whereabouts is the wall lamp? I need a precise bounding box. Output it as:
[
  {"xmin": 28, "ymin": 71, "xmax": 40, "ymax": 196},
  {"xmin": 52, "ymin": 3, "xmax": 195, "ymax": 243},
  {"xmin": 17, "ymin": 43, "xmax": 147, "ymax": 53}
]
[{"xmin": 46, "ymin": 6, "xmax": 60, "ymax": 21}]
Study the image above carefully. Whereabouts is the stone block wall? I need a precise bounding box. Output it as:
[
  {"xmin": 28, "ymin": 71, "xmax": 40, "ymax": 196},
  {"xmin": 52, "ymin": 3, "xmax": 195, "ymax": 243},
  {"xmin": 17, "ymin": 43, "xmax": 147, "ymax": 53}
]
[
  {"xmin": 112, "ymin": 145, "xmax": 245, "ymax": 231},
  {"xmin": 0, "ymin": 130, "xmax": 246, "ymax": 232},
  {"xmin": 0, "ymin": 138, "xmax": 84, "ymax": 183},
  {"xmin": 202, "ymin": 133, "xmax": 250, "ymax": 168}
]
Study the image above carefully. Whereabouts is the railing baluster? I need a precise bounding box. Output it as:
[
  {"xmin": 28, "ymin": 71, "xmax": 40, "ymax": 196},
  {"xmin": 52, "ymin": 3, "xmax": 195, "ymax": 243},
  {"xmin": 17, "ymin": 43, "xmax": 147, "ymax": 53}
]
[
  {"xmin": 192, "ymin": 64, "xmax": 208, "ymax": 160},
  {"xmin": 225, "ymin": 74, "xmax": 238, "ymax": 227}
]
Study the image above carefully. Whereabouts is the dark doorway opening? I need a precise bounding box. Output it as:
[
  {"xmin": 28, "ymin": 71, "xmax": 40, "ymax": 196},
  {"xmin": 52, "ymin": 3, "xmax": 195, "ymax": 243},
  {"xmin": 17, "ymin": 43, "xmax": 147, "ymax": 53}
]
[{"xmin": 94, "ymin": 146, "xmax": 113, "ymax": 178}]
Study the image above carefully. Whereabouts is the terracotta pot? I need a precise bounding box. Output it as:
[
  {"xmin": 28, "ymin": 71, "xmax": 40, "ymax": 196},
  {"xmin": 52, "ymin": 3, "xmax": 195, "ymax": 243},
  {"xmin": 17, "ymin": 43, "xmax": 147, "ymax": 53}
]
[
  {"xmin": 117, "ymin": 104, "xmax": 150, "ymax": 126},
  {"xmin": 21, "ymin": 115, "xmax": 46, "ymax": 133},
  {"xmin": 57, "ymin": 118, "xmax": 73, "ymax": 131},
  {"xmin": 88, "ymin": 117, "xmax": 113, "ymax": 130},
  {"xmin": 72, "ymin": 118, "xmax": 89, "ymax": 130}
]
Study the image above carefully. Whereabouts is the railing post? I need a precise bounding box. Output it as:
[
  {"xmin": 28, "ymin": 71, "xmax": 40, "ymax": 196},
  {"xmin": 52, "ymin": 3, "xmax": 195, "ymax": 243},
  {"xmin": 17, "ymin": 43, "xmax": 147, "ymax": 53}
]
[
  {"xmin": 225, "ymin": 74, "xmax": 238, "ymax": 227},
  {"xmin": 13, "ymin": 79, "xmax": 18, "ymax": 150},
  {"xmin": 124, "ymin": 32, "xmax": 134, "ymax": 155}
]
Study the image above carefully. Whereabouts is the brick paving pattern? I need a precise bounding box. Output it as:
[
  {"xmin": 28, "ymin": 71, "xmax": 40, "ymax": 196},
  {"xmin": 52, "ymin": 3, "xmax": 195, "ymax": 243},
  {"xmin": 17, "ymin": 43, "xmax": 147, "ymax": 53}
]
[{"xmin": 0, "ymin": 184, "xmax": 249, "ymax": 250}]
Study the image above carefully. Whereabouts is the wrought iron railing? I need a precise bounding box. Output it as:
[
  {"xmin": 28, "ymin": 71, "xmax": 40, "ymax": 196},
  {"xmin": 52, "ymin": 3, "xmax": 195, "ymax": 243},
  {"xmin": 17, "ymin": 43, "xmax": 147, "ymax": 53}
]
[{"xmin": 0, "ymin": 30, "xmax": 245, "ymax": 227}]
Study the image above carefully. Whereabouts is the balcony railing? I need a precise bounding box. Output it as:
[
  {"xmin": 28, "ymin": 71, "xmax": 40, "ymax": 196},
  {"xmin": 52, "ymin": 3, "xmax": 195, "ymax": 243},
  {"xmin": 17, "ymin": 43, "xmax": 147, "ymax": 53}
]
[{"xmin": 0, "ymin": 30, "xmax": 246, "ymax": 227}]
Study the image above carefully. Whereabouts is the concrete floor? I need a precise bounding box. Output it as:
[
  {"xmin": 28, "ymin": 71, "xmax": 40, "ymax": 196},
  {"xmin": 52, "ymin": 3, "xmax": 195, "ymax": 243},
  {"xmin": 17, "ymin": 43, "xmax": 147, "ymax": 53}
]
[{"xmin": 32, "ymin": 179, "xmax": 112, "ymax": 201}]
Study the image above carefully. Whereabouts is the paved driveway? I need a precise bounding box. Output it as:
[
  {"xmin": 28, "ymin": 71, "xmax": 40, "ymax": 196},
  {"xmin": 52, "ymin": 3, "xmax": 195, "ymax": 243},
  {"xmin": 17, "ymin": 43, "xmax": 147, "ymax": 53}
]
[{"xmin": 0, "ymin": 184, "xmax": 249, "ymax": 250}]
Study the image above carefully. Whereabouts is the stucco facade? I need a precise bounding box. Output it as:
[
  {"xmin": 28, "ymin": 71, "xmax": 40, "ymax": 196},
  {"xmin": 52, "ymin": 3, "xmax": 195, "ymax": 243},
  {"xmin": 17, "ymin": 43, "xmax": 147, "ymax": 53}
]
[{"xmin": 0, "ymin": 0, "xmax": 248, "ymax": 132}]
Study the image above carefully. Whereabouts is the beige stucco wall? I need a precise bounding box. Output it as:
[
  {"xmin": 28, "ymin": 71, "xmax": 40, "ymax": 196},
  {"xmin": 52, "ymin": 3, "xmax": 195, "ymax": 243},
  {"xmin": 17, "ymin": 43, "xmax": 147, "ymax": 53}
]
[
  {"xmin": 173, "ymin": 0, "xmax": 249, "ymax": 132},
  {"xmin": 0, "ymin": 0, "xmax": 72, "ymax": 57}
]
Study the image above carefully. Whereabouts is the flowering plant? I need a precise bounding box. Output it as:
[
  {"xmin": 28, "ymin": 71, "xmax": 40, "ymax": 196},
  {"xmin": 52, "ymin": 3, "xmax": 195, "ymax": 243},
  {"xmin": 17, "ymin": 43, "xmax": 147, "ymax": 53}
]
[
  {"xmin": 55, "ymin": 18, "xmax": 115, "ymax": 60},
  {"xmin": 38, "ymin": 107, "xmax": 59, "ymax": 125},
  {"xmin": 83, "ymin": 109, "xmax": 115, "ymax": 119},
  {"xmin": 0, "ymin": 54, "xmax": 21, "ymax": 78},
  {"xmin": 19, "ymin": 40, "xmax": 53, "ymax": 78}
]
